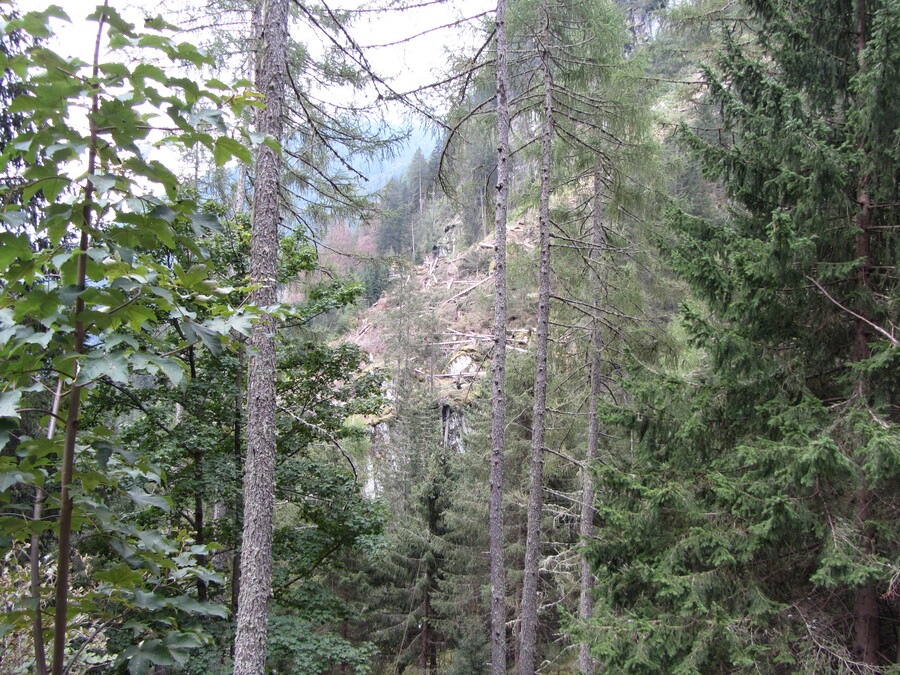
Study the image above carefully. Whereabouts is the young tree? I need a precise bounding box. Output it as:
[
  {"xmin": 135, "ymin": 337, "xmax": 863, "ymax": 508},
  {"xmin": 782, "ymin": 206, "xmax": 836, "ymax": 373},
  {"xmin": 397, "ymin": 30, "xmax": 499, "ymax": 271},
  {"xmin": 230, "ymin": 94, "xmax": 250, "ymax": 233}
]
[{"xmin": 0, "ymin": 5, "xmax": 256, "ymax": 673}]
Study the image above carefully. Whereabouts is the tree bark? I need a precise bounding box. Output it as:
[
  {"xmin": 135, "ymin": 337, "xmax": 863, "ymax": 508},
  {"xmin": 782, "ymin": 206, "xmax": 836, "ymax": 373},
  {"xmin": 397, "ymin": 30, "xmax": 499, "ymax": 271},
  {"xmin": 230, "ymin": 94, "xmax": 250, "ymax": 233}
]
[
  {"xmin": 578, "ymin": 168, "xmax": 605, "ymax": 675},
  {"xmin": 489, "ymin": 0, "xmax": 512, "ymax": 669},
  {"xmin": 518, "ymin": 10, "xmax": 553, "ymax": 673},
  {"xmin": 232, "ymin": 0, "xmax": 288, "ymax": 672},
  {"xmin": 849, "ymin": 0, "xmax": 879, "ymax": 663}
]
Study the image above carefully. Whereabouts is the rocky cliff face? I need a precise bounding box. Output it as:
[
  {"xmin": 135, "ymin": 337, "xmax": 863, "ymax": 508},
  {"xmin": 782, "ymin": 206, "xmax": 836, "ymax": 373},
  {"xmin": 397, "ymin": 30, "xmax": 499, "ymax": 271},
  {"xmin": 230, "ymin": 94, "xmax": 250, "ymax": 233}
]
[{"xmin": 348, "ymin": 215, "xmax": 540, "ymax": 493}]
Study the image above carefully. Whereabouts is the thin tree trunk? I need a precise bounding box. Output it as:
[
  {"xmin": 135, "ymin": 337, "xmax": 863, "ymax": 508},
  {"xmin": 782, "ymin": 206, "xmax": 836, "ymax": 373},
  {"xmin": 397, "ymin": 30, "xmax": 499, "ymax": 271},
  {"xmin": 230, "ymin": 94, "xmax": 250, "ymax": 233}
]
[
  {"xmin": 578, "ymin": 168, "xmax": 605, "ymax": 675},
  {"xmin": 518, "ymin": 10, "xmax": 553, "ymax": 673},
  {"xmin": 29, "ymin": 379, "xmax": 63, "ymax": 675},
  {"xmin": 51, "ymin": 17, "xmax": 104, "ymax": 673},
  {"xmin": 232, "ymin": 0, "xmax": 288, "ymax": 672},
  {"xmin": 231, "ymin": 345, "xmax": 244, "ymax": 620},
  {"xmin": 490, "ymin": 0, "xmax": 512, "ymax": 669},
  {"xmin": 849, "ymin": 0, "xmax": 879, "ymax": 663},
  {"xmin": 184, "ymin": 347, "xmax": 208, "ymax": 602},
  {"xmin": 421, "ymin": 569, "xmax": 431, "ymax": 673}
]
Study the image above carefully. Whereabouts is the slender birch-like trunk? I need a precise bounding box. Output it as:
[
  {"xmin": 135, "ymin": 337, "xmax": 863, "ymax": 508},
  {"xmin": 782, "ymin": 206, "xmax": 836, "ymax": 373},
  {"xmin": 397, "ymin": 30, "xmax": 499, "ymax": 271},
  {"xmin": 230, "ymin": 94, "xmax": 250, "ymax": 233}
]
[
  {"xmin": 490, "ymin": 0, "xmax": 512, "ymax": 669},
  {"xmin": 518, "ymin": 9, "xmax": 554, "ymax": 672},
  {"xmin": 233, "ymin": 0, "xmax": 288, "ymax": 671}
]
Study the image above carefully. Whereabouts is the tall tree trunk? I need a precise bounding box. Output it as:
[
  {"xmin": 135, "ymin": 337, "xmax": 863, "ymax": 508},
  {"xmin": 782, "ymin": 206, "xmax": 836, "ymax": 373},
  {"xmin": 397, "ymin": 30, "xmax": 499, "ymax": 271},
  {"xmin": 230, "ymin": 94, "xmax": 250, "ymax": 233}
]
[
  {"xmin": 233, "ymin": 0, "xmax": 288, "ymax": 672},
  {"xmin": 490, "ymin": 0, "xmax": 512, "ymax": 669},
  {"xmin": 850, "ymin": 0, "xmax": 879, "ymax": 663},
  {"xmin": 578, "ymin": 168, "xmax": 605, "ymax": 675},
  {"xmin": 518, "ymin": 10, "xmax": 553, "ymax": 673}
]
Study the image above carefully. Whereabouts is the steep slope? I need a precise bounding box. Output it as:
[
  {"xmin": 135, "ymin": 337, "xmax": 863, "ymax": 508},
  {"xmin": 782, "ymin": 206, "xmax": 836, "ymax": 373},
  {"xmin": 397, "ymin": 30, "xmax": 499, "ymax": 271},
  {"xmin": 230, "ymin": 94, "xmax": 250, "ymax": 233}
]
[{"xmin": 348, "ymin": 217, "xmax": 539, "ymax": 404}]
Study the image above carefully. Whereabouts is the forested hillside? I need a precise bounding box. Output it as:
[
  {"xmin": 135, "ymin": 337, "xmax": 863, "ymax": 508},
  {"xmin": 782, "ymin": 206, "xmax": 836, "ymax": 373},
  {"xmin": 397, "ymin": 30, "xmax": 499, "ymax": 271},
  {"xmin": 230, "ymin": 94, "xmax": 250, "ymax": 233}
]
[{"xmin": 0, "ymin": 0, "xmax": 897, "ymax": 673}]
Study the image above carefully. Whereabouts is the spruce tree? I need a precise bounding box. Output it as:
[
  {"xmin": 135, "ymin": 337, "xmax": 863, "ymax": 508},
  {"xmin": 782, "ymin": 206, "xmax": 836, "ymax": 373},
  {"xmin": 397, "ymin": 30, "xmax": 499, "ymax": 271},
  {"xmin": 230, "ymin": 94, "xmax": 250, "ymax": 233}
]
[{"xmin": 590, "ymin": 0, "xmax": 900, "ymax": 669}]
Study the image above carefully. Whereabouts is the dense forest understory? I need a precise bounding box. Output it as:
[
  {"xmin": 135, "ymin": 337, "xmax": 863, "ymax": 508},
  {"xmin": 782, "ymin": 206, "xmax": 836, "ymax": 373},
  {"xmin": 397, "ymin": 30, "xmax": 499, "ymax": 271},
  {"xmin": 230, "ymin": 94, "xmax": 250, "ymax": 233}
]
[{"xmin": 0, "ymin": 0, "xmax": 897, "ymax": 672}]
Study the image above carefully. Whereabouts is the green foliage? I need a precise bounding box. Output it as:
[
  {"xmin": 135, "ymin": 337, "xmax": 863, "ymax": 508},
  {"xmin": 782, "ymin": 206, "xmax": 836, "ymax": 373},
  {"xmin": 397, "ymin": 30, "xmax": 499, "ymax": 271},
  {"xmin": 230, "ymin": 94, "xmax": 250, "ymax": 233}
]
[
  {"xmin": 0, "ymin": 4, "xmax": 263, "ymax": 669},
  {"xmin": 586, "ymin": 0, "xmax": 900, "ymax": 669},
  {"xmin": 267, "ymin": 610, "xmax": 376, "ymax": 674}
]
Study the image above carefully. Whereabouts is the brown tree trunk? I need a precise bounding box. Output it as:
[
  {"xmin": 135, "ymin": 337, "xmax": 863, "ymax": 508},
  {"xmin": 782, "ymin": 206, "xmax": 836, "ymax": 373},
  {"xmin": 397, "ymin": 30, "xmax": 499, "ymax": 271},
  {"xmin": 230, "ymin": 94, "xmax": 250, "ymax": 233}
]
[
  {"xmin": 50, "ymin": 17, "xmax": 104, "ymax": 673},
  {"xmin": 578, "ymin": 168, "xmax": 605, "ymax": 675},
  {"xmin": 489, "ymin": 0, "xmax": 512, "ymax": 669},
  {"xmin": 232, "ymin": 0, "xmax": 288, "ymax": 672},
  {"xmin": 518, "ymin": 10, "xmax": 553, "ymax": 673}
]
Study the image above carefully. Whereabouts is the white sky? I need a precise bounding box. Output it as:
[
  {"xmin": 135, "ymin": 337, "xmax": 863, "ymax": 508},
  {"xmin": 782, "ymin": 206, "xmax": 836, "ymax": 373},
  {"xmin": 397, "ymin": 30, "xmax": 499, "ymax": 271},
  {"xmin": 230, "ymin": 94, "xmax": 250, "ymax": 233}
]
[
  {"xmin": 46, "ymin": 0, "xmax": 494, "ymax": 102},
  {"xmin": 38, "ymin": 0, "xmax": 493, "ymax": 188}
]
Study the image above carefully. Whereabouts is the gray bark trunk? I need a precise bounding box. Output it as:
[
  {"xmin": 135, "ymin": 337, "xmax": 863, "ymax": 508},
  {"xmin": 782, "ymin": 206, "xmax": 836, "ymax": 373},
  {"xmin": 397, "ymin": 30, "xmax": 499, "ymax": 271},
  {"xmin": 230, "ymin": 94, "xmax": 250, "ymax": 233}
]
[
  {"xmin": 849, "ymin": 0, "xmax": 879, "ymax": 663},
  {"xmin": 232, "ymin": 0, "xmax": 288, "ymax": 672},
  {"xmin": 518, "ymin": 11, "xmax": 554, "ymax": 673},
  {"xmin": 578, "ymin": 168, "xmax": 605, "ymax": 675},
  {"xmin": 490, "ymin": 0, "xmax": 512, "ymax": 670}
]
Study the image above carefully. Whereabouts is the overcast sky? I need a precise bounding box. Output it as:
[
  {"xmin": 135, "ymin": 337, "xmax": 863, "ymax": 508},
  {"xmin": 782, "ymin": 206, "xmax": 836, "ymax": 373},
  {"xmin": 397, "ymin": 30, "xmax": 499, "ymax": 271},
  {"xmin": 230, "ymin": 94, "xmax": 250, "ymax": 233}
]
[
  {"xmin": 39, "ymin": 0, "xmax": 493, "ymax": 189},
  {"xmin": 47, "ymin": 0, "xmax": 493, "ymax": 98}
]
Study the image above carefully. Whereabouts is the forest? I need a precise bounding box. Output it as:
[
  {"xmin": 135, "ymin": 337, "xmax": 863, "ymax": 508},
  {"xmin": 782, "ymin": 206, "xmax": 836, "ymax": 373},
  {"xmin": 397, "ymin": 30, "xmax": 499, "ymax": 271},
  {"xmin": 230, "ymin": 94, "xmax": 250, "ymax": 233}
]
[{"xmin": 0, "ymin": 0, "xmax": 897, "ymax": 672}]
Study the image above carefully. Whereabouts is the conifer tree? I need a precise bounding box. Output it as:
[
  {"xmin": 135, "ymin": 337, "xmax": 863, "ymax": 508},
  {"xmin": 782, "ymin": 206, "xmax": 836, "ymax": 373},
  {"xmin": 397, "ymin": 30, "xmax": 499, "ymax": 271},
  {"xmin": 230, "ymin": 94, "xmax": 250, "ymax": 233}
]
[
  {"xmin": 505, "ymin": 0, "xmax": 653, "ymax": 666},
  {"xmin": 517, "ymin": 5, "xmax": 554, "ymax": 671},
  {"xmin": 233, "ymin": 0, "xmax": 288, "ymax": 671},
  {"xmin": 489, "ymin": 0, "xmax": 513, "ymax": 671},
  {"xmin": 590, "ymin": 0, "xmax": 900, "ymax": 669}
]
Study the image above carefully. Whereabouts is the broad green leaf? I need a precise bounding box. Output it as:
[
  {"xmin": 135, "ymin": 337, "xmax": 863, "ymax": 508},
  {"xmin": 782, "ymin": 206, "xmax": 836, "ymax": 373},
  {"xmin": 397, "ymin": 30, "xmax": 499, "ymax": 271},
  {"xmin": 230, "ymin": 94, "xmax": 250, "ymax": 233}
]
[
  {"xmin": 181, "ymin": 264, "xmax": 209, "ymax": 288},
  {"xmin": 127, "ymin": 487, "xmax": 170, "ymax": 512},
  {"xmin": 182, "ymin": 320, "xmax": 223, "ymax": 355},
  {"xmin": 87, "ymin": 5, "xmax": 134, "ymax": 35},
  {"xmin": 153, "ymin": 357, "xmax": 185, "ymax": 386},
  {"xmin": 149, "ymin": 204, "xmax": 177, "ymax": 223},
  {"xmin": 0, "ymin": 469, "xmax": 35, "ymax": 492},
  {"xmin": 188, "ymin": 212, "xmax": 222, "ymax": 234},
  {"xmin": 0, "ymin": 233, "xmax": 33, "ymax": 268},
  {"xmin": 94, "ymin": 441, "xmax": 117, "ymax": 469},
  {"xmin": 90, "ymin": 173, "xmax": 120, "ymax": 194},
  {"xmin": 77, "ymin": 353, "xmax": 129, "ymax": 385},
  {"xmin": 143, "ymin": 15, "xmax": 180, "ymax": 32},
  {"xmin": 131, "ymin": 63, "xmax": 167, "ymax": 85},
  {"xmin": 0, "ymin": 211, "xmax": 28, "ymax": 230},
  {"xmin": 213, "ymin": 136, "xmax": 251, "ymax": 166},
  {"xmin": 0, "ymin": 391, "xmax": 22, "ymax": 418},
  {"xmin": 94, "ymin": 563, "xmax": 142, "ymax": 588},
  {"xmin": 168, "ymin": 596, "xmax": 228, "ymax": 618}
]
